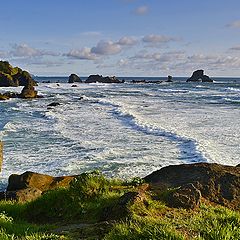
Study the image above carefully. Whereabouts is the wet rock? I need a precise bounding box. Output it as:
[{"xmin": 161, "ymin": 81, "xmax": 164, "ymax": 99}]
[
  {"xmin": 187, "ymin": 70, "xmax": 213, "ymax": 82},
  {"xmin": 68, "ymin": 74, "xmax": 82, "ymax": 83},
  {"xmin": 47, "ymin": 102, "xmax": 61, "ymax": 107},
  {"xmin": 167, "ymin": 183, "xmax": 201, "ymax": 209},
  {"xmin": 144, "ymin": 163, "xmax": 240, "ymax": 209},
  {"xmin": 19, "ymin": 79, "xmax": 38, "ymax": 98},
  {"xmin": 71, "ymin": 84, "xmax": 78, "ymax": 87},
  {"xmin": 0, "ymin": 93, "xmax": 10, "ymax": 100},
  {"xmin": 166, "ymin": 75, "xmax": 173, "ymax": 82},
  {"xmin": 85, "ymin": 75, "xmax": 123, "ymax": 83}
]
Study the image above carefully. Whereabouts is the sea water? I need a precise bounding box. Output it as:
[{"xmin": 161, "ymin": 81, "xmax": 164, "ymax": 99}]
[{"xmin": 0, "ymin": 77, "xmax": 239, "ymax": 189}]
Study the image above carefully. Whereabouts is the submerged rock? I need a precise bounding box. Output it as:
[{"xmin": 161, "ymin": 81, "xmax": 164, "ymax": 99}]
[
  {"xmin": 144, "ymin": 162, "xmax": 240, "ymax": 209},
  {"xmin": 187, "ymin": 70, "xmax": 213, "ymax": 82},
  {"xmin": 68, "ymin": 73, "xmax": 82, "ymax": 83}
]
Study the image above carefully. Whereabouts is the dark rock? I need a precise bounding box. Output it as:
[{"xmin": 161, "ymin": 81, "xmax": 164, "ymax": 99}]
[
  {"xmin": 237, "ymin": 164, "xmax": 240, "ymax": 167},
  {"xmin": 85, "ymin": 75, "xmax": 123, "ymax": 84},
  {"xmin": 101, "ymin": 184, "xmax": 149, "ymax": 220},
  {"xmin": 187, "ymin": 70, "xmax": 213, "ymax": 82},
  {"xmin": 47, "ymin": 102, "xmax": 61, "ymax": 107},
  {"xmin": 71, "ymin": 84, "xmax": 78, "ymax": 87},
  {"xmin": 0, "ymin": 61, "xmax": 37, "ymax": 87},
  {"xmin": 19, "ymin": 79, "xmax": 38, "ymax": 98},
  {"xmin": 68, "ymin": 74, "xmax": 82, "ymax": 83},
  {"xmin": 167, "ymin": 183, "xmax": 201, "ymax": 209},
  {"xmin": 132, "ymin": 79, "xmax": 162, "ymax": 84},
  {"xmin": 144, "ymin": 163, "xmax": 240, "ymax": 209},
  {"xmin": 7, "ymin": 171, "xmax": 76, "ymax": 192},
  {"xmin": 4, "ymin": 187, "xmax": 42, "ymax": 202},
  {"xmin": 0, "ymin": 93, "xmax": 10, "ymax": 100},
  {"xmin": 166, "ymin": 75, "xmax": 173, "ymax": 82}
]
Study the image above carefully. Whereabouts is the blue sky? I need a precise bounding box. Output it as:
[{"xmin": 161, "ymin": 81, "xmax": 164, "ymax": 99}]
[{"xmin": 0, "ymin": 0, "xmax": 240, "ymax": 76}]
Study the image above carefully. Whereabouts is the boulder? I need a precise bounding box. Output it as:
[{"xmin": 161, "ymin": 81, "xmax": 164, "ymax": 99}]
[
  {"xmin": 1, "ymin": 187, "xmax": 42, "ymax": 203},
  {"xmin": 85, "ymin": 75, "xmax": 123, "ymax": 83},
  {"xmin": 167, "ymin": 183, "xmax": 201, "ymax": 209},
  {"xmin": 187, "ymin": 70, "xmax": 213, "ymax": 82},
  {"xmin": 19, "ymin": 79, "xmax": 38, "ymax": 98},
  {"xmin": 144, "ymin": 163, "xmax": 240, "ymax": 209},
  {"xmin": 7, "ymin": 171, "xmax": 76, "ymax": 192},
  {"xmin": 0, "ymin": 93, "xmax": 10, "ymax": 100},
  {"xmin": 68, "ymin": 74, "xmax": 82, "ymax": 83}
]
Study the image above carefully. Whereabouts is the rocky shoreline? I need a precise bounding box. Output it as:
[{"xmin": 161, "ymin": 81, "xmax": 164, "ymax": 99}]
[{"xmin": 1, "ymin": 162, "xmax": 239, "ymax": 210}]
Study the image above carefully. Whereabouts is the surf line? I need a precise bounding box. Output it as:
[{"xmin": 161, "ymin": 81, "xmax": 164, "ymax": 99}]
[{"xmin": 96, "ymin": 100, "xmax": 207, "ymax": 164}]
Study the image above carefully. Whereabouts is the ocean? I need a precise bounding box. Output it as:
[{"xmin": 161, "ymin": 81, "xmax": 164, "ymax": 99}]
[{"xmin": 0, "ymin": 77, "xmax": 240, "ymax": 190}]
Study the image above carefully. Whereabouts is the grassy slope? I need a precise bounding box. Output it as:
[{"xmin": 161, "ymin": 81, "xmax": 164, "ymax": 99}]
[{"xmin": 0, "ymin": 172, "xmax": 239, "ymax": 240}]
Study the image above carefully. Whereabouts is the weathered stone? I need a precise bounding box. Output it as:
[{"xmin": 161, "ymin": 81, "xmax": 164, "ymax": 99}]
[
  {"xmin": 7, "ymin": 171, "xmax": 76, "ymax": 192},
  {"xmin": 187, "ymin": 70, "xmax": 213, "ymax": 82},
  {"xmin": 19, "ymin": 79, "xmax": 38, "ymax": 98},
  {"xmin": 144, "ymin": 163, "xmax": 240, "ymax": 209},
  {"xmin": 166, "ymin": 75, "xmax": 173, "ymax": 82},
  {"xmin": 5, "ymin": 187, "xmax": 42, "ymax": 202},
  {"xmin": 167, "ymin": 183, "xmax": 201, "ymax": 209},
  {"xmin": 68, "ymin": 74, "xmax": 81, "ymax": 83}
]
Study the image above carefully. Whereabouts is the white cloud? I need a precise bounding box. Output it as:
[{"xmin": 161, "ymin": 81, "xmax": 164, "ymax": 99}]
[
  {"xmin": 226, "ymin": 20, "xmax": 240, "ymax": 29},
  {"xmin": 117, "ymin": 36, "xmax": 138, "ymax": 46},
  {"xmin": 91, "ymin": 40, "xmax": 122, "ymax": 55},
  {"xmin": 65, "ymin": 47, "xmax": 97, "ymax": 60},
  {"xmin": 134, "ymin": 5, "xmax": 149, "ymax": 15},
  {"xmin": 142, "ymin": 34, "xmax": 176, "ymax": 44},
  {"xmin": 10, "ymin": 44, "xmax": 58, "ymax": 57},
  {"xmin": 229, "ymin": 45, "xmax": 240, "ymax": 51},
  {"xmin": 0, "ymin": 50, "xmax": 6, "ymax": 58}
]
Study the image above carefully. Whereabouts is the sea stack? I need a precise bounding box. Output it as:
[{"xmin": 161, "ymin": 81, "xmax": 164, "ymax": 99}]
[
  {"xmin": 85, "ymin": 74, "xmax": 123, "ymax": 83},
  {"xmin": 19, "ymin": 79, "xmax": 38, "ymax": 98},
  {"xmin": 187, "ymin": 70, "xmax": 213, "ymax": 82},
  {"xmin": 68, "ymin": 73, "xmax": 82, "ymax": 83}
]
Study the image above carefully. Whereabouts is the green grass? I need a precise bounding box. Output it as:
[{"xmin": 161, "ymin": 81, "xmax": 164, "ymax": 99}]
[{"xmin": 0, "ymin": 171, "xmax": 239, "ymax": 239}]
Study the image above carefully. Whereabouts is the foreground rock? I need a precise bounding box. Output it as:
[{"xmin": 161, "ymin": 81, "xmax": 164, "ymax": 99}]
[
  {"xmin": 0, "ymin": 171, "xmax": 77, "ymax": 202},
  {"xmin": 186, "ymin": 70, "xmax": 213, "ymax": 82},
  {"xmin": 85, "ymin": 75, "xmax": 123, "ymax": 83},
  {"xmin": 19, "ymin": 79, "xmax": 38, "ymax": 98},
  {"xmin": 0, "ymin": 61, "xmax": 37, "ymax": 87},
  {"xmin": 145, "ymin": 162, "xmax": 240, "ymax": 209},
  {"xmin": 68, "ymin": 73, "xmax": 82, "ymax": 83}
]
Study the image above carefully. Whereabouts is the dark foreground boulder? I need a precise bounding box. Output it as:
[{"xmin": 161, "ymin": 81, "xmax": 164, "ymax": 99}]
[
  {"xmin": 85, "ymin": 75, "xmax": 123, "ymax": 83},
  {"xmin": 68, "ymin": 74, "xmax": 82, "ymax": 83},
  {"xmin": 167, "ymin": 183, "xmax": 201, "ymax": 209},
  {"xmin": 144, "ymin": 163, "xmax": 240, "ymax": 209},
  {"xmin": 187, "ymin": 70, "xmax": 213, "ymax": 82}
]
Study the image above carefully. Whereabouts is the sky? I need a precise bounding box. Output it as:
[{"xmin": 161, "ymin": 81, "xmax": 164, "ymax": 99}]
[{"xmin": 0, "ymin": 0, "xmax": 240, "ymax": 76}]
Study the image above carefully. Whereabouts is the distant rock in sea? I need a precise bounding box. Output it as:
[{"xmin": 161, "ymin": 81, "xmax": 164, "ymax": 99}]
[
  {"xmin": 0, "ymin": 61, "xmax": 37, "ymax": 87},
  {"xmin": 187, "ymin": 70, "xmax": 213, "ymax": 82},
  {"xmin": 85, "ymin": 74, "xmax": 123, "ymax": 83},
  {"xmin": 166, "ymin": 75, "xmax": 173, "ymax": 82},
  {"xmin": 68, "ymin": 73, "xmax": 82, "ymax": 83}
]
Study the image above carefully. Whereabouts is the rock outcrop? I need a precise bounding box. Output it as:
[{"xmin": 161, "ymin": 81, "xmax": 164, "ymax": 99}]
[
  {"xmin": 186, "ymin": 70, "xmax": 213, "ymax": 82},
  {"xmin": 166, "ymin": 75, "xmax": 173, "ymax": 82},
  {"xmin": 144, "ymin": 163, "xmax": 240, "ymax": 209},
  {"xmin": 85, "ymin": 75, "xmax": 123, "ymax": 84},
  {"xmin": 68, "ymin": 74, "xmax": 82, "ymax": 83},
  {"xmin": 19, "ymin": 79, "xmax": 38, "ymax": 98},
  {"xmin": 0, "ymin": 61, "xmax": 37, "ymax": 87}
]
